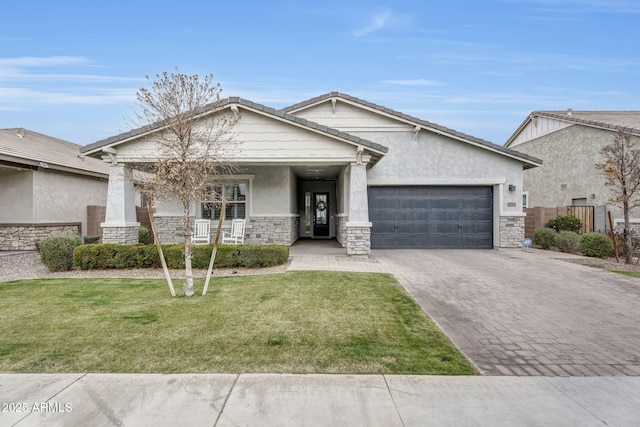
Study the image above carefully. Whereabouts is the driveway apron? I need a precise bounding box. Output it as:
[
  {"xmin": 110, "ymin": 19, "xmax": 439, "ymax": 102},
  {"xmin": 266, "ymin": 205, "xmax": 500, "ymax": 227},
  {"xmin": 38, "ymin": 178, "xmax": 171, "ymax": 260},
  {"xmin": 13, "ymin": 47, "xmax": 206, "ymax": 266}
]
[{"xmin": 373, "ymin": 249, "xmax": 640, "ymax": 376}]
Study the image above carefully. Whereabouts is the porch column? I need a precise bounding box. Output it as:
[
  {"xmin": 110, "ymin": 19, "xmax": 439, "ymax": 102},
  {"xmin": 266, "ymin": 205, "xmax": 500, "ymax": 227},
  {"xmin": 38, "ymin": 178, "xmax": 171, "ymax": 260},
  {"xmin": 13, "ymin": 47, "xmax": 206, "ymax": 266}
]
[
  {"xmin": 346, "ymin": 162, "xmax": 371, "ymax": 256},
  {"xmin": 101, "ymin": 163, "xmax": 139, "ymax": 244}
]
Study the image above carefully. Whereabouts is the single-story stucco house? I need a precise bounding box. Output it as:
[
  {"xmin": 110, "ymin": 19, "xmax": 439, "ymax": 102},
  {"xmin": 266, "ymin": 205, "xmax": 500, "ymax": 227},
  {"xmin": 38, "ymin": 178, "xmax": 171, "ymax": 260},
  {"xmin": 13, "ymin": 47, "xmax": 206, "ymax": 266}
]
[
  {"xmin": 80, "ymin": 92, "xmax": 541, "ymax": 255},
  {"xmin": 0, "ymin": 128, "xmax": 109, "ymax": 250}
]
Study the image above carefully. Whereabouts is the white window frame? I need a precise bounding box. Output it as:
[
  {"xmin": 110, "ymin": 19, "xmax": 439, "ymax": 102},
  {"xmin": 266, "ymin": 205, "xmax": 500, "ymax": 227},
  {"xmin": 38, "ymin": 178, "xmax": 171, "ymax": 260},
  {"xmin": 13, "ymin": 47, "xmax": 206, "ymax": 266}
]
[{"xmin": 199, "ymin": 175, "xmax": 254, "ymax": 222}]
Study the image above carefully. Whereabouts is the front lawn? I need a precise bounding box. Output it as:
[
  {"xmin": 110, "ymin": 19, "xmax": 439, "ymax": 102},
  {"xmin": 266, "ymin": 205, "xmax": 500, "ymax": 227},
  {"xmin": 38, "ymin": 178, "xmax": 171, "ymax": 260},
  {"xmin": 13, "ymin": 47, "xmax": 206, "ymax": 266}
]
[
  {"xmin": 0, "ymin": 271, "xmax": 475, "ymax": 375},
  {"xmin": 610, "ymin": 270, "xmax": 640, "ymax": 279}
]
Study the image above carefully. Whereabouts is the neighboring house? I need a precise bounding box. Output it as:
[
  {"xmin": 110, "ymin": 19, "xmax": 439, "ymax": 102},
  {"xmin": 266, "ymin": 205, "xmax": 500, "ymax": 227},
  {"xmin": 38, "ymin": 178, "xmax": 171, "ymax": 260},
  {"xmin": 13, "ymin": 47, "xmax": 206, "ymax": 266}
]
[
  {"xmin": 80, "ymin": 92, "xmax": 540, "ymax": 255},
  {"xmin": 0, "ymin": 128, "xmax": 109, "ymax": 250},
  {"xmin": 505, "ymin": 110, "xmax": 640, "ymax": 231}
]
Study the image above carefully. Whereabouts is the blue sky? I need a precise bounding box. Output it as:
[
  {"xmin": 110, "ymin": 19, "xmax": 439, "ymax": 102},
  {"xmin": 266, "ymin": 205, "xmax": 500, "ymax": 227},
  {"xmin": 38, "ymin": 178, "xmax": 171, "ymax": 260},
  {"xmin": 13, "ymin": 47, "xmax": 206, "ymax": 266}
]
[{"xmin": 1, "ymin": 0, "xmax": 639, "ymax": 147}]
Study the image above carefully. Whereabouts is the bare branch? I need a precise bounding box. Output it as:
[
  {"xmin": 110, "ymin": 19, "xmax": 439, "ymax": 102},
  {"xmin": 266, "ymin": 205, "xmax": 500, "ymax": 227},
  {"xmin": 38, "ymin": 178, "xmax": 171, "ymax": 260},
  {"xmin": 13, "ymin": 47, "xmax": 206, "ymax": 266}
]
[{"xmin": 134, "ymin": 69, "xmax": 239, "ymax": 296}]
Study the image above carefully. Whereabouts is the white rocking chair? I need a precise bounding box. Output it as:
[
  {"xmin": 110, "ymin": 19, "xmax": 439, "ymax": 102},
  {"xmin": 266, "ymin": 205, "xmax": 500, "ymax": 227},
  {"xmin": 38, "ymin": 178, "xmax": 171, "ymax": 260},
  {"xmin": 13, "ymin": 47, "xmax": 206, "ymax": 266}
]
[
  {"xmin": 191, "ymin": 219, "xmax": 211, "ymax": 245},
  {"xmin": 221, "ymin": 219, "xmax": 246, "ymax": 244}
]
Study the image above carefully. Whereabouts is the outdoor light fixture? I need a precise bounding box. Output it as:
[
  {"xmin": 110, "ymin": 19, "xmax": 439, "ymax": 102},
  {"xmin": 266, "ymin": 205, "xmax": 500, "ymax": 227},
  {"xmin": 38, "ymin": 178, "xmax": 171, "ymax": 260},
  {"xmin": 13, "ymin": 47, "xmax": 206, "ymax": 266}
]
[{"xmin": 508, "ymin": 184, "xmax": 516, "ymax": 192}]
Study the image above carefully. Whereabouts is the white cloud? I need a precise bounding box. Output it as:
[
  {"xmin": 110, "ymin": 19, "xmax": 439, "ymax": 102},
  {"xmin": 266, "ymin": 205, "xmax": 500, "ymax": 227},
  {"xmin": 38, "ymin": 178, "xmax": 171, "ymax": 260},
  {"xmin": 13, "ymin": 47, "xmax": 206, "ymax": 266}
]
[
  {"xmin": 0, "ymin": 56, "xmax": 90, "ymax": 67},
  {"xmin": 0, "ymin": 86, "xmax": 136, "ymax": 110},
  {"xmin": 352, "ymin": 10, "xmax": 393, "ymax": 37},
  {"xmin": 0, "ymin": 56, "xmax": 142, "ymax": 110}
]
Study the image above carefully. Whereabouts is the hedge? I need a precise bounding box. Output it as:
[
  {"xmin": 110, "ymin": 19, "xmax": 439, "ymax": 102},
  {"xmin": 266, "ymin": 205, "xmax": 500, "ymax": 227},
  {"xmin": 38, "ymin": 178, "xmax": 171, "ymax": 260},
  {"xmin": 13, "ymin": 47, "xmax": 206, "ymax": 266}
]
[{"xmin": 73, "ymin": 243, "xmax": 289, "ymax": 270}]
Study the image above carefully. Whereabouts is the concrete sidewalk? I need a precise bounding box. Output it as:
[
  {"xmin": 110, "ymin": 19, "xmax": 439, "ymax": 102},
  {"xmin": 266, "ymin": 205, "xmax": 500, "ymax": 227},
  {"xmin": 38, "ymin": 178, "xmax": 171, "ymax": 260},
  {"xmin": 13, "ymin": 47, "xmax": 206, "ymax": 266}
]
[{"xmin": 2, "ymin": 374, "xmax": 640, "ymax": 426}]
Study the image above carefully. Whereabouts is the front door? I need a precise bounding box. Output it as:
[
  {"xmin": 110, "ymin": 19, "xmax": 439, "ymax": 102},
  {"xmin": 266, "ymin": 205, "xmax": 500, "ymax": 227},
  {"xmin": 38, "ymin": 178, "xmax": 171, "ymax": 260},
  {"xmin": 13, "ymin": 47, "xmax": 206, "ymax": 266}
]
[{"xmin": 313, "ymin": 192, "xmax": 330, "ymax": 237}]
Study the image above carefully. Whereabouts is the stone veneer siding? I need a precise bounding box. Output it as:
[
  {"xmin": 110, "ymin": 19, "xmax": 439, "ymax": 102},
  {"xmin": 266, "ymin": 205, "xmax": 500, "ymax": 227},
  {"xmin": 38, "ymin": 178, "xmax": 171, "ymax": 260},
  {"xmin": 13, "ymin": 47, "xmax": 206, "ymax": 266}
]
[
  {"xmin": 102, "ymin": 226, "xmax": 139, "ymax": 244},
  {"xmin": 335, "ymin": 214, "xmax": 347, "ymax": 247},
  {"xmin": 154, "ymin": 215, "xmax": 300, "ymax": 246},
  {"xmin": 499, "ymin": 215, "xmax": 525, "ymax": 248},
  {"xmin": 345, "ymin": 225, "xmax": 371, "ymax": 256},
  {"xmin": 0, "ymin": 223, "xmax": 81, "ymax": 251},
  {"xmin": 154, "ymin": 216, "xmax": 185, "ymax": 244},
  {"xmin": 246, "ymin": 216, "xmax": 299, "ymax": 246}
]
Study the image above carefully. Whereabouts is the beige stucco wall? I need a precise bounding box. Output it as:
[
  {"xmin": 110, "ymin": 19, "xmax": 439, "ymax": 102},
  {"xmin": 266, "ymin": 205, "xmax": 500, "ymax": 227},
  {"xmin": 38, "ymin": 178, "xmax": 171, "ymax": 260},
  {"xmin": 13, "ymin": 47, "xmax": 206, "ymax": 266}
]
[
  {"xmin": 0, "ymin": 168, "xmax": 33, "ymax": 223},
  {"xmin": 513, "ymin": 125, "xmax": 627, "ymax": 220}
]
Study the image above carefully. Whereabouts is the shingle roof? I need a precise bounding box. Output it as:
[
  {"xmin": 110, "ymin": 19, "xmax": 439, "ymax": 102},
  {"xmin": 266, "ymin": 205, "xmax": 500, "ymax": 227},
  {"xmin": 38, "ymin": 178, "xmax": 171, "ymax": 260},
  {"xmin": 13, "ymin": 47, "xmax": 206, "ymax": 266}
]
[
  {"xmin": 81, "ymin": 97, "xmax": 388, "ymax": 156},
  {"xmin": 0, "ymin": 128, "xmax": 109, "ymax": 177},
  {"xmin": 282, "ymin": 92, "xmax": 542, "ymax": 167}
]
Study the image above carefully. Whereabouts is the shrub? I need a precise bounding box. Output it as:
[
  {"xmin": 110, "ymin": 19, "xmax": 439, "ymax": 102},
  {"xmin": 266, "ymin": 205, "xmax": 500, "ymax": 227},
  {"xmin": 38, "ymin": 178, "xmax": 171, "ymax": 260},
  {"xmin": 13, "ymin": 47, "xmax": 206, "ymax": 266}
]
[
  {"xmin": 138, "ymin": 226, "xmax": 150, "ymax": 244},
  {"xmin": 555, "ymin": 231, "xmax": 580, "ymax": 254},
  {"xmin": 83, "ymin": 235, "xmax": 100, "ymax": 244},
  {"xmin": 73, "ymin": 243, "xmax": 289, "ymax": 270},
  {"xmin": 547, "ymin": 215, "xmax": 582, "ymax": 233},
  {"xmin": 533, "ymin": 227, "xmax": 557, "ymax": 249},
  {"xmin": 578, "ymin": 233, "xmax": 613, "ymax": 258},
  {"xmin": 38, "ymin": 234, "xmax": 83, "ymax": 272}
]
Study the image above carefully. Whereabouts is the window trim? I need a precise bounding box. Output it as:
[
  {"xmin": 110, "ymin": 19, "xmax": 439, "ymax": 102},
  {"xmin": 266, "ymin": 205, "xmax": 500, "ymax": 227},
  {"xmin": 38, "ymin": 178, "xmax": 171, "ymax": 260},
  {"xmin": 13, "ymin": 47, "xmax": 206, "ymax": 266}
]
[{"xmin": 199, "ymin": 174, "xmax": 254, "ymax": 222}]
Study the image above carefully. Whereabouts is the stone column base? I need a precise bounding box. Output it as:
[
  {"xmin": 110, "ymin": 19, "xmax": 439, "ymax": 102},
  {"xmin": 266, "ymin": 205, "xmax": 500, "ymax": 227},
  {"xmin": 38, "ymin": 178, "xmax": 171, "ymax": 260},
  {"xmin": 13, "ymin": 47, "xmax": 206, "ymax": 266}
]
[
  {"xmin": 335, "ymin": 214, "xmax": 347, "ymax": 247},
  {"xmin": 345, "ymin": 222, "xmax": 371, "ymax": 256},
  {"xmin": 499, "ymin": 215, "xmax": 525, "ymax": 248},
  {"xmin": 101, "ymin": 223, "xmax": 140, "ymax": 244}
]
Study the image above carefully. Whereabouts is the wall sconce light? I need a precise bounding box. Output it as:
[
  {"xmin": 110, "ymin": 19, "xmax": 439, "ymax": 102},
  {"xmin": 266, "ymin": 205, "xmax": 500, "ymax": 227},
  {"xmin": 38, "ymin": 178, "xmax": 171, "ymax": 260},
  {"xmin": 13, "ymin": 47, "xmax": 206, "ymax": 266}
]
[
  {"xmin": 508, "ymin": 184, "xmax": 516, "ymax": 192},
  {"xmin": 590, "ymin": 193, "xmax": 596, "ymax": 199}
]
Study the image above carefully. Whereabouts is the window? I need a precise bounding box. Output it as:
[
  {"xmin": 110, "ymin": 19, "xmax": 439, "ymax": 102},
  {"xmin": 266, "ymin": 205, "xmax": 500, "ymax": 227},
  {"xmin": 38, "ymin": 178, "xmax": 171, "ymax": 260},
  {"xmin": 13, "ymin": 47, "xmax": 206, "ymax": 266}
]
[
  {"xmin": 522, "ymin": 192, "xmax": 529, "ymax": 208},
  {"xmin": 201, "ymin": 183, "xmax": 247, "ymax": 220}
]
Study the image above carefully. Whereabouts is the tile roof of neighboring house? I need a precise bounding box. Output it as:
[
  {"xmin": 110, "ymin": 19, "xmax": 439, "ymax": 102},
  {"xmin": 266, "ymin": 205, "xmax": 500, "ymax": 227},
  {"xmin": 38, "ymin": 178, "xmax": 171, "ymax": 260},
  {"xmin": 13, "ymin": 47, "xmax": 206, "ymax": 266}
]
[
  {"xmin": 0, "ymin": 128, "xmax": 109, "ymax": 178},
  {"xmin": 506, "ymin": 110, "xmax": 640, "ymax": 146},
  {"xmin": 81, "ymin": 97, "xmax": 389, "ymax": 157},
  {"xmin": 282, "ymin": 92, "xmax": 542, "ymax": 168}
]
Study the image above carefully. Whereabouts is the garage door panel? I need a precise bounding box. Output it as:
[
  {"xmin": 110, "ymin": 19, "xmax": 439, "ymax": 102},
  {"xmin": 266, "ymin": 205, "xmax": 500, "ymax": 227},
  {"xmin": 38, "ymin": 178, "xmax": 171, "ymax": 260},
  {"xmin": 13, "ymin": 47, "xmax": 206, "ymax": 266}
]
[{"xmin": 368, "ymin": 186, "xmax": 493, "ymax": 249}]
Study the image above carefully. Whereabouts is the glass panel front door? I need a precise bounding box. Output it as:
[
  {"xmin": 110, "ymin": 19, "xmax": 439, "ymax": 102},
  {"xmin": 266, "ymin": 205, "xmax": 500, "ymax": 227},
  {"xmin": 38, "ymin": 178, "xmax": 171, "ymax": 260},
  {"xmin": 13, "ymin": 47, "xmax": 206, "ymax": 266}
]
[{"xmin": 313, "ymin": 192, "xmax": 329, "ymax": 237}]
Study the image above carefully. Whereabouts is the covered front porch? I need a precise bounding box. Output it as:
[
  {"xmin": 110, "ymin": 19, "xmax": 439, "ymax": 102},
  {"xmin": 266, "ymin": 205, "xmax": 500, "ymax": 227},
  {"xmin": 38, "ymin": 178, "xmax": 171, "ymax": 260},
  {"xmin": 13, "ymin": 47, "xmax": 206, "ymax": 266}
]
[{"xmin": 81, "ymin": 97, "xmax": 387, "ymax": 256}]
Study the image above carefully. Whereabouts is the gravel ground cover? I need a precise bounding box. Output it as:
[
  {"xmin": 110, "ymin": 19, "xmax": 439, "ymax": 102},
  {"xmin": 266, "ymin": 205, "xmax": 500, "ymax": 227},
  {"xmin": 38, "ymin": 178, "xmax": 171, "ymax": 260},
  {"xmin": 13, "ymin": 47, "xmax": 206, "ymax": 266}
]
[{"xmin": 0, "ymin": 251, "xmax": 287, "ymax": 283}]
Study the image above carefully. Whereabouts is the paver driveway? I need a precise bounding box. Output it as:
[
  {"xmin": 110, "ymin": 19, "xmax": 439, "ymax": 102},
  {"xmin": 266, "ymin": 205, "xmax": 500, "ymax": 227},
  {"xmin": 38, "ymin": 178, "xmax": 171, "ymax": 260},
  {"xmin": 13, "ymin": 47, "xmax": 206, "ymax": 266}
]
[{"xmin": 373, "ymin": 249, "xmax": 640, "ymax": 376}]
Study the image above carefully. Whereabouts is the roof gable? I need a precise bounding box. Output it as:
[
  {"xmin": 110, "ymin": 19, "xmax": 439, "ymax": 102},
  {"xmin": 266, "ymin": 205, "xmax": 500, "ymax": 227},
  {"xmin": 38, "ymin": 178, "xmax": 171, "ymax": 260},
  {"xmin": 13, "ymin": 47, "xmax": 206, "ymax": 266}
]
[
  {"xmin": 506, "ymin": 110, "xmax": 640, "ymax": 148},
  {"xmin": 283, "ymin": 92, "xmax": 541, "ymax": 169},
  {"xmin": 0, "ymin": 128, "xmax": 108, "ymax": 178},
  {"xmin": 81, "ymin": 97, "xmax": 388, "ymax": 166}
]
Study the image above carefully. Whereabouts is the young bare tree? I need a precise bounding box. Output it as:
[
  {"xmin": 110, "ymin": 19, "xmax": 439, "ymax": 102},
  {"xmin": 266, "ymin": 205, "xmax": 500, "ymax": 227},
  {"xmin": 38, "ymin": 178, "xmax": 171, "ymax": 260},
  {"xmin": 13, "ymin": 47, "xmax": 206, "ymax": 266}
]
[
  {"xmin": 136, "ymin": 70, "xmax": 237, "ymax": 296},
  {"xmin": 596, "ymin": 130, "xmax": 640, "ymax": 263}
]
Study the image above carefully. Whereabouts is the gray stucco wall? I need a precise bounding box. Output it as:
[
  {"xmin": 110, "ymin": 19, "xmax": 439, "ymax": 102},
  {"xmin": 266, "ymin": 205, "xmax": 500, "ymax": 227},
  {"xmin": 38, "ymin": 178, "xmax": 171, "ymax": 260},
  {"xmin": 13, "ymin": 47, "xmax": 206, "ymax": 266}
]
[
  {"xmin": 0, "ymin": 168, "xmax": 33, "ymax": 222},
  {"xmin": 515, "ymin": 125, "xmax": 629, "ymax": 221},
  {"xmin": 249, "ymin": 166, "xmax": 294, "ymax": 215},
  {"xmin": 32, "ymin": 169, "xmax": 108, "ymax": 235},
  {"xmin": 359, "ymin": 129, "xmax": 525, "ymax": 213}
]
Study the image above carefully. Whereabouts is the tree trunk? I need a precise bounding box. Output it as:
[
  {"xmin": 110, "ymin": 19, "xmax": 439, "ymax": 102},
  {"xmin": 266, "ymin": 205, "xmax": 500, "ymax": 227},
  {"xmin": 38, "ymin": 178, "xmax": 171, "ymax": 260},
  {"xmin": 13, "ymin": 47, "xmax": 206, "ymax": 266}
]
[
  {"xmin": 623, "ymin": 200, "xmax": 633, "ymax": 264},
  {"xmin": 183, "ymin": 202, "xmax": 195, "ymax": 297},
  {"xmin": 147, "ymin": 202, "xmax": 176, "ymax": 296}
]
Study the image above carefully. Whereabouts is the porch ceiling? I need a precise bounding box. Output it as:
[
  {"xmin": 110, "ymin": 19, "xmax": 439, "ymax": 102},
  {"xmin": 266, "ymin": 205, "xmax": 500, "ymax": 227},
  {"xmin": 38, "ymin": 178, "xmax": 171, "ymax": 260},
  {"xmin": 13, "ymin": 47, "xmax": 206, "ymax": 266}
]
[{"xmin": 291, "ymin": 165, "xmax": 342, "ymax": 180}]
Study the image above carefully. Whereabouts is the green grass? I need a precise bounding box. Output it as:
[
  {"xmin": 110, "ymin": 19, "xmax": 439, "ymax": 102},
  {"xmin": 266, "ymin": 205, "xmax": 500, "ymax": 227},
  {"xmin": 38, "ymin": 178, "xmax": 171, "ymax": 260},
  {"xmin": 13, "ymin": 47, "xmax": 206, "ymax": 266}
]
[
  {"xmin": 0, "ymin": 271, "xmax": 476, "ymax": 375},
  {"xmin": 610, "ymin": 270, "xmax": 640, "ymax": 279}
]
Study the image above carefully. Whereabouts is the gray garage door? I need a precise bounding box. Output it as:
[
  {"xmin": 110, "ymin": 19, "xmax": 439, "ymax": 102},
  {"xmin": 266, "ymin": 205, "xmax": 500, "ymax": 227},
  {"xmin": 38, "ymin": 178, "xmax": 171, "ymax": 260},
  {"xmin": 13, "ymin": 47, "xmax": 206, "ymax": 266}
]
[{"xmin": 368, "ymin": 186, "xmax": 493, "ymax": 249}]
